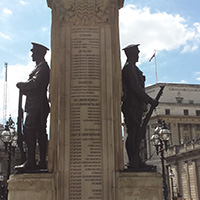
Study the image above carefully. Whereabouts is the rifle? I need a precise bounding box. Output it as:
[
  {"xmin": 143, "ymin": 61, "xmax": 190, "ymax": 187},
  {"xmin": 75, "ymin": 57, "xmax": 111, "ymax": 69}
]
[
  {"xmin": 17, "ymin": 89, "xmax": 26, "ymax": 163},
  {"xmin": 139, "ymin": 85, "xmax": 165, "ymax": 141}
]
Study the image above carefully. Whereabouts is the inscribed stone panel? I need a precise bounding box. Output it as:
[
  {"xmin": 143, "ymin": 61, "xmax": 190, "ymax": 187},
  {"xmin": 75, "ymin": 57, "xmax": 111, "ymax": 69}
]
[{"xmin": 69, "ymin": 27, "xmax": 103, "ymax": 200}]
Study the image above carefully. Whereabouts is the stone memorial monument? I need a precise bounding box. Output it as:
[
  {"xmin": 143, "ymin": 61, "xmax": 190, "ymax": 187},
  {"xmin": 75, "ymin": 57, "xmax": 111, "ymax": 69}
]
[
  {"xmin": 46, "ymin": 0, "xmax": 124, "ymax": 199},
  {"xmin": 8, "ymin": 1, "xmax": 162, "ymax": 200}
]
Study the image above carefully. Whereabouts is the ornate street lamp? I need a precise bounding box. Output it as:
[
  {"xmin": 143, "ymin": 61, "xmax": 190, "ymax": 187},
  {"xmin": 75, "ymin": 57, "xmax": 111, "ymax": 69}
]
[
  {"xmin": 0, "ymin": 120, "xmax": 18, "ymax": 200},
  {"xmin": 0, "ymin": 121, "xmax": 18, "ymax": 180},
  {"xmin": 151, "ymin": 120, "xmax": 171, "ymax": 200}
]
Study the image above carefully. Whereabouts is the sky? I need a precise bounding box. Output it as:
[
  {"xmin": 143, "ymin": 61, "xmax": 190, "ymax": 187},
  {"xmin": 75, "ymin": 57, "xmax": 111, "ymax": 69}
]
[{"xmin": 0, "ymin": 0, "xmax": 200, "ymax": 125}]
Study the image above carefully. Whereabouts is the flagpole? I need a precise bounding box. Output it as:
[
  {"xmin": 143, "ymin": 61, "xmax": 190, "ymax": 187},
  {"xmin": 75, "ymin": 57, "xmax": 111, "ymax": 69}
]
[
  {"xmin": 154, "ymin": 50, "xmax": 158, "ymax": 83},
  {"xmin": 149, "ymin": 50, "xmax": 157, "ymax": 83}
]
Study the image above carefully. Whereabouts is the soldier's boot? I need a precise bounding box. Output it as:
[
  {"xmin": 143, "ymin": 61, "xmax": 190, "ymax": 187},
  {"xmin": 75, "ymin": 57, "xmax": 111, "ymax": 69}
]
[
  {"xmin": 14, "ymin": 134, "xmax": 37, "ymax": 172},
  {"xmin": 37, "ymin": 134, "xmax": 48, "ymax": 169},
  {"xmin": 26, "ymin": 138, "xmax": 37, "ymax": 170}
]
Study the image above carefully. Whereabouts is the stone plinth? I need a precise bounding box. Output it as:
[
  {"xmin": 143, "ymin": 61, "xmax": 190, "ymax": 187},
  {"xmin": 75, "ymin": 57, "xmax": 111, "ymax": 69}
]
[
  {"xmin": 117, "ymin": 172, "xmax": 162, "ymax": 200},
  {"xmin": 8, "ymin": 173, "xmax": 55, "ymax": 200}
]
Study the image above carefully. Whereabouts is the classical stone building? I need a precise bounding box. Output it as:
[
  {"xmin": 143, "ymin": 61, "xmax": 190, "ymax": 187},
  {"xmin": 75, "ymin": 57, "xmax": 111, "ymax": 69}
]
[{"xmin": 145, "ymin": 83, "xmax": 200, "ymax": 199}]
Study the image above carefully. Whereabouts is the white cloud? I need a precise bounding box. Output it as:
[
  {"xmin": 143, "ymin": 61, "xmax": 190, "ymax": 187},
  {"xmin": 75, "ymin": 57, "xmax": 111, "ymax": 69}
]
[
  {"xmin": 0, "ymin": 51, "xmax": 51, "ymax": 124},
  {"xmin": 180, "ymin": 80, "xmax": 187, "ymax": 83},
  {"xmin": 45, "ymin": 51, "xmax": 51, "ymax": 66},
  {"xmin": 0, "ymin": 62, "xmax": 34, "ymax": 124},
  {"xmin": 195, "ymin": 72, "xmax": 200, "ymax": 81},
  {"xmin": 0, "ymin": 32, "xmax": 11, "ymax": 40},
  {"xmin": 42, "ymin": 27, "xmax": 48, "ymax": 32},
  {"xmin": 19, "ymin": 1, "xmax": 29, "ymax": 5},
  {"xmin": 3, "ymin": 8, "xmax": 12, "ymax": 15},
  {"xmin": 119, "ymin": 5, "xmax": 200, "ymax": 64}
]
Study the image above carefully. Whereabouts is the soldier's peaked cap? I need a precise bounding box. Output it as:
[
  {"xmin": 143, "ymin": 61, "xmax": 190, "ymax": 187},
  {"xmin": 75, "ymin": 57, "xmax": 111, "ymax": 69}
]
[
  {"xmin": 122, "ymin": 44, "xmax": 140, "ymax": 51},
  {"xmin": 31, "ymin": 42, "xmax": 49, "ymax": 51}
]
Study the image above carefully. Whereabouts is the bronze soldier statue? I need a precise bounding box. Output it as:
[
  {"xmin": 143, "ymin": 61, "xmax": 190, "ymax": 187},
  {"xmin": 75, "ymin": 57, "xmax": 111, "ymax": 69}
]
[
  {"xmin": 122, "ymin": 44, "xmax": 158, "ymax": 170},
  {"xmin": 15, "ymin": 42, "xmax": 50, "ymax": 172}
]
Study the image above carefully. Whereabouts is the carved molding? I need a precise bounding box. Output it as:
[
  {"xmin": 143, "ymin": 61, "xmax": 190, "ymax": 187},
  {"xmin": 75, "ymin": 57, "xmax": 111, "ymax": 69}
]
[{"xmin": 48, "ymin": 0, "xmax": 117, "ymax": 26}]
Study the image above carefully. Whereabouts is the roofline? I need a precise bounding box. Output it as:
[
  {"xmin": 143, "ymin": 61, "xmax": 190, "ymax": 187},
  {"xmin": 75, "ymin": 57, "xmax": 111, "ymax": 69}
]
[{"xmin": 145, "ymin": 82, "xmax": 200, "ymax": 90}]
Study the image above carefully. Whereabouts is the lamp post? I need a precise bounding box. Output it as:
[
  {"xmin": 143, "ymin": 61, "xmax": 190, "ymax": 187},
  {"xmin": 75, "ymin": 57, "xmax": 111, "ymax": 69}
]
[
  {"xmin": 0, "ymin": 120, "xmax": 18, "ymax": 200},
  {"xmin": 1, "ymin": 122, "xmax": 18, "ymax": 180},
  {"xmin": 151, "ymin": 120, "xmax": 171, "ymax": 200}
]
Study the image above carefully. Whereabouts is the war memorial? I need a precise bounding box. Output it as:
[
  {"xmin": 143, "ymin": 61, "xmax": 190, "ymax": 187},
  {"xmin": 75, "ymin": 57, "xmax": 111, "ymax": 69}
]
[{"xmin": 7, "ymin": 0, "xmax": 162, "ymax": 199}]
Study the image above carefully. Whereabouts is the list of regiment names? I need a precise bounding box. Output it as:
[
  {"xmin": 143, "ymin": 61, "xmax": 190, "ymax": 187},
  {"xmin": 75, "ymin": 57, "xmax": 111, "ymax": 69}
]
[{"xmin": 70, "ymin": 28, "xmax": 102, "ymax": 200}]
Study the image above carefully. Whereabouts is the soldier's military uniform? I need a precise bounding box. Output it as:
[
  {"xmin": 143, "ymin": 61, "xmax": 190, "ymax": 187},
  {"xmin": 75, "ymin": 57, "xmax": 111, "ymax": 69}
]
[
  {"xmin": 16, "ymin": 43, "xmax": 50, "ymax": 171},
  {"xmin": 122, "ymin": 44, "xmax": 156, "ymax": 169}
]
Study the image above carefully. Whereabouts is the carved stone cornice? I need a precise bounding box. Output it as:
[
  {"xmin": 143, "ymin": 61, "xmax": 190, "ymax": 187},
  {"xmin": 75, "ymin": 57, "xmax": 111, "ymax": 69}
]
[{"xmin": 47, "ymin": 0, "xmax": 117, "ymax": 26}]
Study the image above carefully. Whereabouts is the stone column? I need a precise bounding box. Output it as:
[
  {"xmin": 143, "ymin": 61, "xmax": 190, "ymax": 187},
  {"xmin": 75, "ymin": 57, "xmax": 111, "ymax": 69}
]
[
  {"xmin": 184, "ymin": 161, "xmax": 191, "ymax": 199},
  {"xmin": 192, "ymin": 160, "xmax": 199, "ymax": 200},
  {"xmin": 46, "ymin": 0, "xmax": 124, "ymax": 199}
]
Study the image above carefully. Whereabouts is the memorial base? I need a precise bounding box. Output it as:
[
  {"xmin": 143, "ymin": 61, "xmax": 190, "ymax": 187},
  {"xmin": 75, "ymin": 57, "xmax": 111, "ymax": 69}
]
[
  {"xmin": 8, "ymin": 173, "xmax": 55, "ymax": 200},
  {"xmin": 117, "ymin": 172, "xmax": 162, "ymax": 200},
  {"xmin": 7, "ymin": 171, "xmax": 162, "ymax": 200}
]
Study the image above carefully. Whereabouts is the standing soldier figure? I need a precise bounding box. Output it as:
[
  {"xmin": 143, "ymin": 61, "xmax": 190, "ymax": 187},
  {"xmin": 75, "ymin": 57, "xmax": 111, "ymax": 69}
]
[
  {"xmin": 15, "ymin": 42, "xmax": 50, "ymax": 172},
  {"xmin": 122, "ymin": 44, "xmax": 158, "ymax": 170}
]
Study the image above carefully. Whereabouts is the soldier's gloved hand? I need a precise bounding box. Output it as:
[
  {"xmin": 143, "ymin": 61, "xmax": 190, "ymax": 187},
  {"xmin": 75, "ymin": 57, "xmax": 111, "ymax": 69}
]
[
  {"xmin": 150, "ymin": 98, "xmax": 159, "ymax": 108},
  {"xmin": 16, "ymin": 82, "xmax": 24, "ymax": 89}
]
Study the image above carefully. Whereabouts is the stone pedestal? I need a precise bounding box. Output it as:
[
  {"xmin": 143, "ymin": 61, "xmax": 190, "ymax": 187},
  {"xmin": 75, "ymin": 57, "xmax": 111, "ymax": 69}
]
[
  {"xmin": 8, "ymin": 172, "xmax": 162, "ymax": 200},
  {"xmin": 8, "ymin": 173, "xmax": 55, "ymax": 200},
  {"xmin": 117, "ymin": 172, "xmax": 163, "ymax": 200}
]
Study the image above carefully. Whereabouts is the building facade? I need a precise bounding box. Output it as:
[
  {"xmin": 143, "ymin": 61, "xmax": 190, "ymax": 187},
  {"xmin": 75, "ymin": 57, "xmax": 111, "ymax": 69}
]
[{"xmin": 145, "ymin": 83, "xmax": 200, "ymax": 199}]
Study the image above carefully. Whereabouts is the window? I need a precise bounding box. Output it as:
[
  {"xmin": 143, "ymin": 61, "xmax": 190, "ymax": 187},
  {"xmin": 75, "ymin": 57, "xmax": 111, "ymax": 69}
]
[
  {"xmin": 189, "ymin": 100, "xmax": 194, "ymax": 104},
  {"xmin": 165, "ymin": 109, "xmax": 170, "ymax": 115},
  {"xmin": 184, "ymin": 109, "xmax": 189, "ymax": 116},
  {"xmin": 195, "ymin": 125, "xmax": 200, "ymax": 131},
  {"xmin": 176, "ymin": 97, "xmax": 183, "ymax": 103},
  {"xmin": 183, "ymin": 124, "xmax": 189, "ymax": 131},
  {"xmin": 196, "ymin": 110, "xmax": 200, "ymax": 116},
  {"xmin": 177, "ymin": 99, "xmax": 183, "ymax": 103}
]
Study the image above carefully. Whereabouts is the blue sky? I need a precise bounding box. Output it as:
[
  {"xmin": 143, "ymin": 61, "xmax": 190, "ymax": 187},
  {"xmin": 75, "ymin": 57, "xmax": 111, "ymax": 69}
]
[
  {"xmin": 120, "ymin": 0, "xmax": 200, "ymax": 85},
  {"xmin": 0, "ymin": 0, "xmax": 200, "ymax": 124}
]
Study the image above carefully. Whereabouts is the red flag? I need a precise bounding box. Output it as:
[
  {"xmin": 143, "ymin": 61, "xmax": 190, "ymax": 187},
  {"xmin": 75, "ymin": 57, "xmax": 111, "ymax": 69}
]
[{"xmin": 149, "ymin": 51, "xmax": 156, "ymax": 62}]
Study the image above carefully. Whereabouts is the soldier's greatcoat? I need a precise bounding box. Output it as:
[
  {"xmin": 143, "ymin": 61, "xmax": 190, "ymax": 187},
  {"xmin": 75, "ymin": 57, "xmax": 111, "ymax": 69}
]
[
  {"xmin": 122, "ymin": 61, "xmax": 151, "ymax": 125},
  {"xmin": 19, "ymin": 61, "xmax": 50, "ymax": 133},
  {"xmin": 122, "ymin": 61, "xmax": 153, "ymax": 168}
]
